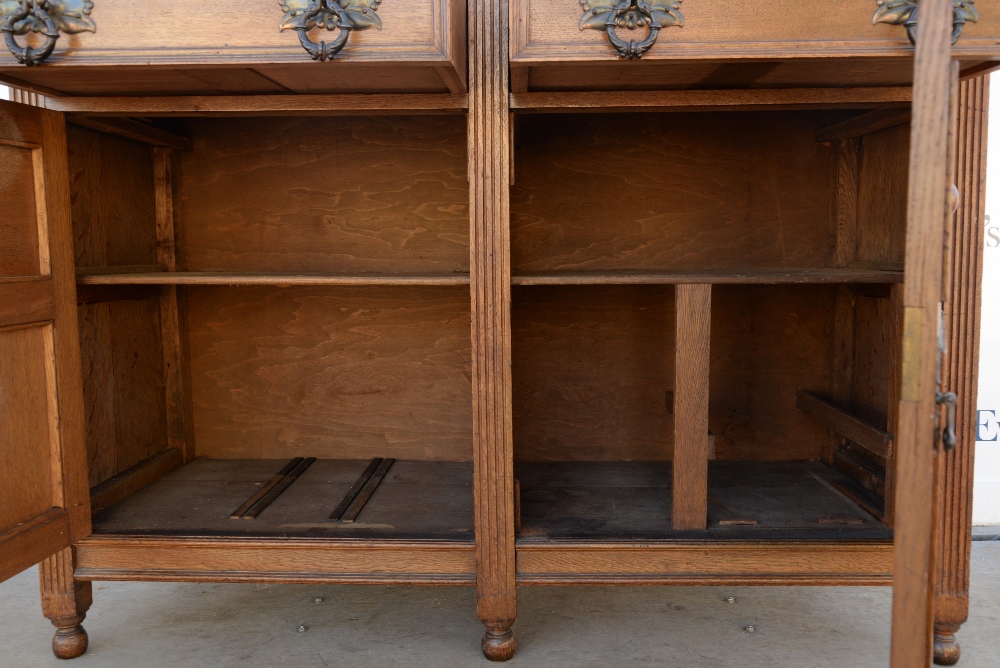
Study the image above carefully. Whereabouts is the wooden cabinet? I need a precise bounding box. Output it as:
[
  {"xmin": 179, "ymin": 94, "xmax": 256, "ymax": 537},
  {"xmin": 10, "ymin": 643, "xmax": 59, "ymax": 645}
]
[{"xmin": 0, "ymin": 1, "xmax": 996, "ymax": 665}]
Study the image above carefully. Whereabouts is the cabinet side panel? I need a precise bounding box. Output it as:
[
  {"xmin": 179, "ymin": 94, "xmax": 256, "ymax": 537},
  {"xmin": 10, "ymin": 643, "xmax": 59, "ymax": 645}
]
[{"xmin": 68, "ymin": 126, "xmax": 158, "ymax": 268}]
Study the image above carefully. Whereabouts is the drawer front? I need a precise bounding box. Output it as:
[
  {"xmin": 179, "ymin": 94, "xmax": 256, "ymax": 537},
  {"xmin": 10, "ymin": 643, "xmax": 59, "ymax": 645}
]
[
  {"xmin": 511, "ymin": 0, "xmax": 1000, "ymax": 62},
  {"xmin": 0, "ymin": 0, "xmax": 461, "ymax": 66}
]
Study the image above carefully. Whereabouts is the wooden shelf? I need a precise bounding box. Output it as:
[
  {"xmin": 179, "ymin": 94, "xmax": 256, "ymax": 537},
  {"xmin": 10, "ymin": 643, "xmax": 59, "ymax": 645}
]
[
  {"xmin": 77, "ymin": 271, "xmax": 472, "ymax": 287},
  {"xmin": 77, "ymin": 268, "xmax": 903, "ymax": 287},
  {"xmin": 511, "ymin": 268, "xmax": 903, "ymax": 286}
]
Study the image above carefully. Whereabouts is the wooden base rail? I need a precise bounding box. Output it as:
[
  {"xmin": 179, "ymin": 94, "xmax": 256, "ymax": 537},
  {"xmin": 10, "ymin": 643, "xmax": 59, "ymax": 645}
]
[{"xmin": 796, "ymin": 389, "xmax": 894, "ymax": 460}]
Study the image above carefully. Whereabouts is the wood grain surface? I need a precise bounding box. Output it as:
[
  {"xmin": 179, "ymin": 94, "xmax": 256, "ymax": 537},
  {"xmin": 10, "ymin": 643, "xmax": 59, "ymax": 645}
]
[
  {"xmin": 186, "ymin": 286, "xmax": 472, "ymax": 461},
  {"xmin": 68, "ymin": 126, "xmax": 157, "ymax": 269},
  {"xmin": 511, "ymin": 0, "xmax": 1000, "ymax": 62},
  {"xmin": 77, "ymin": 298, "xmax": 168, "ymax": 487},
  {"xmin": 0, "ymin": 141, "xmax": 42, "ymax": 277},
  {"xmin": 511, "ymin": 112, "xmax": 837, "ymax": 273},
  {"xmin": 513, "ymin": 284, "xmax": 834, "ymax": 463},
  {"xmin": 0, "ymin": 0, "xmax": 466, "ymax": 96},
  {"xmin": 180, "ymin": 116, "xmax": 469, "ymax": 275},
  {"xmin": 673, "ymin": 284, "xmax": 711, "ymax": 530}
]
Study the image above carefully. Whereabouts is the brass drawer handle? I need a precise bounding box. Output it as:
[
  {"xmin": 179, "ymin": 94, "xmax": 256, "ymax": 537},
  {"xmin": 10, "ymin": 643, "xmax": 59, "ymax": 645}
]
[
  {"xmin": 873, "ymin": 0, "xmax": 979, "ymax": 45},
  {"xmin": 279, "ymin": 0, "xmax": 382, "ymax": 62},
  {"xmin": 579, "ymin": 0, "xmax": 683, "ymax": 59},
  {"xmin": 1, "ymin": 0, "xmax": 95, "ymax": 66}
]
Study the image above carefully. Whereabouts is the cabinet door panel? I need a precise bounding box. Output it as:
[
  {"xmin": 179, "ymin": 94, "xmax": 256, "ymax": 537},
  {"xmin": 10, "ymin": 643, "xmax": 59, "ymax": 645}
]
[{"xmin": 0, "ymin": 99, "xmax": 89, "ymax": 584}]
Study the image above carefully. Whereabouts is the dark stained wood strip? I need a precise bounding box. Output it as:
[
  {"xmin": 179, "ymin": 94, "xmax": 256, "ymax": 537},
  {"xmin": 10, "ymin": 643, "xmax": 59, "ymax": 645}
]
[
  {"xmin": 230, "ymin": 458, "xmax": 303, "ymax": 520},
  {"xmin": 242, "ymin": 457, "xmax": 316, "ymax": 520},
  {"xmin": 329, "ymin": 458, "xmax": 384, "ymax": 521},
  {"xmin": 831, "ymin": 480, "xmax": 885, "ymax": 521},
  {"xmin": 340, "ymin": 458, "xmax": 395, "ymax": 524},
  {"xmin": 796, "ymin": 390, "xmax": 893, "ymax": 460},
  {"xmin": 75, "ymin": 284, "xmax": 160, "ymax": 306},
  {"xmin": 67, "ymin": 117, "xmax": 192, "ymax": 151},
  {"xmin": 89, "ymin": 448, "xmax": 184, "ymax": 516}
]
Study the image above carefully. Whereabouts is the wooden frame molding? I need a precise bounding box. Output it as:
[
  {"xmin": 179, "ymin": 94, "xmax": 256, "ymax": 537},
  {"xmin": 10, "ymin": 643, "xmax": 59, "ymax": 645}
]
[
  {"xmin": 45, "ymin": 95, "xmax": 469, "ymax": 117},
  {"xmin": 515, "ymin": 541, "xmax": 894, "ymax": 585},
  {"xmin": 74, "ymin": 537, "xmax": 476, "ymax": 584}
]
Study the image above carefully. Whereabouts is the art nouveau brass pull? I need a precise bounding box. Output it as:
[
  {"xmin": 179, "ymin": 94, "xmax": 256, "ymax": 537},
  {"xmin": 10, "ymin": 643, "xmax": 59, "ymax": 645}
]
[
  {"xmin": 579, "ymin": 0, "xmax": 683, "ymax": 59},
  {"xmin": 0, "ymin": 0, "xmax": 95, "ymax": 66},
  {"xmin": 278, "ymin": 0, "xmax": 381, "ymax": 62},
  {"xmin": 873, "ymin": 0, "xmax": 979, "ymax": 45}
]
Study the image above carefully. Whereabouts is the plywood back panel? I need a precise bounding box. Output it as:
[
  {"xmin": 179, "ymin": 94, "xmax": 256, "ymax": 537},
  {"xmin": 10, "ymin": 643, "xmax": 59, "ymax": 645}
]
[
  {"xmin": 513, "ymin": 286, "xmax": 675, "ymax": 461},
  {"xmin": 511, "ymin": 112, "xmax": 835, "ymax": 272},
  {"xmin": 68, "ymin": 125, "xmax": 158, "ymax": 268},
  {"xmin": 512, "ymin": 285, "xmax": 833, "ymax": 462},
  {"xmin": 710, "ymin": 285, "xmax": 834, "ymax": 462},
  {"xmin": 0, "ymin": 325, "xmax": 58, "ymax": 532},
  {"xmin": 180, "ymin": 116, "xmax": 469, "ymax": 274},
  {"xmin": 78, "ymin": 298, "xmax": 168, "ymax": 487},
  {"xmin": 187, "ymin": 286, "xmax": 472, "ymax": 461}
]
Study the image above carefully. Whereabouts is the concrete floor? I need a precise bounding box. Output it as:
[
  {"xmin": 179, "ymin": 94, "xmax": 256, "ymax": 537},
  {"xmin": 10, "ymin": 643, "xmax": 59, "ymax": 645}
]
[{"xmin": 1, "ymin": 543, "xmax": 999, "ymax": 667}]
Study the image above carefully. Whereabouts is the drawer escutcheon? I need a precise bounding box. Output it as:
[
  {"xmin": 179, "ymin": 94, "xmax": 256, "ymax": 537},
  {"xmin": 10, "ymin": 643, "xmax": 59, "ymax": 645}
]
[
  {"xmin": 579, "ymin": 0, "xmax": 683, "ymax": 59},
  {"xmin": 0, "ymin": 0, "xmax": 96, "ymax": 66},
  {"xmin": 872, "ymin": 0, "xmax": 979, "ymax": 45},
  {"xmin": 278, "ymin": 0, "xmax": 382, "ymax": 62}
]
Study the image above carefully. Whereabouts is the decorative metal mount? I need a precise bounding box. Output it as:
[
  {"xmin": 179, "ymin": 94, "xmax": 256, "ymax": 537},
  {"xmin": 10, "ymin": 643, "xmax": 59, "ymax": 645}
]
[
  {"xmin": 279, "ymin": 0, "xmax": 381, "ymax": 62},
  {"xmin": 0, "ymin": 0, "xmax": 94, "ymax": 66},
  {"xmin": 579, "ymin": 0, "xmax": 683, "ymax": 59},
  {"xmin": 872, "ymin": 0, "xmax": 979, "ymax": 46}
]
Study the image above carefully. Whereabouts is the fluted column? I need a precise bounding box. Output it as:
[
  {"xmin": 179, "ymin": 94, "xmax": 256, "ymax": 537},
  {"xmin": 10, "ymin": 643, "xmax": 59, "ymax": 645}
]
[
  {"xmin": 468, "ymin": 0, "xmax": 517, "ymax": 661},
  {"xmin": 933, "ymin": 73, "xmax": 990, "ymax": 667}
]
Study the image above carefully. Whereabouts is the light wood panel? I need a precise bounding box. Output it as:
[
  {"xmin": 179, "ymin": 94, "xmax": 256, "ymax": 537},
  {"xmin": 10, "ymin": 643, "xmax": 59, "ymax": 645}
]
[
  {"xmin": 186, "ymin": 286, "xmax": 472, "ymax": 462},
  {"xmin": 672, "ymin": 284, "xmax": 711, "ymax": 531},
  {"xmin": 180, "ymin": 116, "xmax": 469, "ymax": 275},
  {"xmin": 0, "ymin": 141, "xmax": 42, "ymax": 277},
  {"xmin": 511, "ymin": 112, "xmax": 837, "ymax": 273}
]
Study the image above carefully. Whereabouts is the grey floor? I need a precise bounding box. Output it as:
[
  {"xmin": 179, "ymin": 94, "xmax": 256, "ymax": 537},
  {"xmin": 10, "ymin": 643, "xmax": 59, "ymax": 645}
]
[{"xmin": 1, "ymin": 543, "xmax": 999, "ymax": 667}]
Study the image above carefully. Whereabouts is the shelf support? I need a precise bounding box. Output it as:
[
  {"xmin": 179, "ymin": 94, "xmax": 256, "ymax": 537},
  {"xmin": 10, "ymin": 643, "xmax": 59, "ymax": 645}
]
[{"xmin": 672, "ymin": 284, "xmax": 712, "ymax": 531}]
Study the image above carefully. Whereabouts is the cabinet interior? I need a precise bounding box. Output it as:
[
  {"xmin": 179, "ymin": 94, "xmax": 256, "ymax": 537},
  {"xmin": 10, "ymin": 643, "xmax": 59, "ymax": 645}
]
[{"xmin": 71, "ymin": 108, "xmax": 906, "ymax": 542}]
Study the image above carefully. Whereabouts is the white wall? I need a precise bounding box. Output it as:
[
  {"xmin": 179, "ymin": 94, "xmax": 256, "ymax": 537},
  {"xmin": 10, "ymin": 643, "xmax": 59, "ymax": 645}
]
[{"xmin": 972, "ymin": 74, "xmax": 1000, "ymax": 524}]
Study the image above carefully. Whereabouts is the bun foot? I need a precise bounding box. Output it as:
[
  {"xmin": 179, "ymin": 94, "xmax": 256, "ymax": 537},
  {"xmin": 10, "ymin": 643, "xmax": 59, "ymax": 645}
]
[
  {"xmin": 934, "ymin": 626, "xmax": 961, "ymax": 666},
  {"xmin": 482, "ymin": 627, "xmax": 516, "ymax": 662},
  {"xmin": 51, "ymin": 623, "xmax": 88, "ymax": 660}
]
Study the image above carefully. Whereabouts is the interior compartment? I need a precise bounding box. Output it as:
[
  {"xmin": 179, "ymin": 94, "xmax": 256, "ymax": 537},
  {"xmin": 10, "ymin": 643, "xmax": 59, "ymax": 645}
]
[
  {"xmin": 510, "ymin": 111, "xmax": 907, "ymax": 540},
  {"xmin": 70, "ymin": 114, "xmax": 475, "ymax": 540}
]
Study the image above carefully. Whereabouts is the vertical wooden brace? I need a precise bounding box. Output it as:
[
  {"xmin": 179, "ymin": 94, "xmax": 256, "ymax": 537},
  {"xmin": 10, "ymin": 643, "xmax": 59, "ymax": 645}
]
[
  {"xmin": 672, "ymin": 284, "xmax": 712, "ymax": 531},
  {"xmin": 153, "ymin": 148, "xmax": 194, "ymax": 462}
]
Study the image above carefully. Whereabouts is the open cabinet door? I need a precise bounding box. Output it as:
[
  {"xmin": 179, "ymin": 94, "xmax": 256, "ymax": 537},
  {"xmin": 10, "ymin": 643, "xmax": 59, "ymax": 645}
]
[
  {"xmin": 891, "ymin": 0, "xmax": 960, "ymax": 665},
  {"xmin": 0, "ymin": 98, "xmax": 90, "ymax": 583}
]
